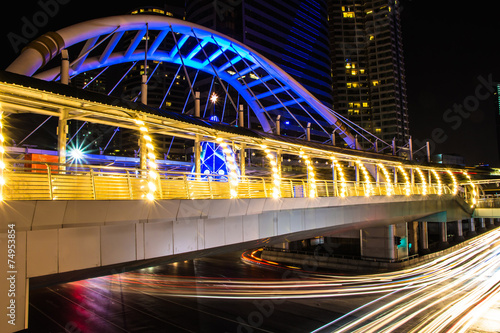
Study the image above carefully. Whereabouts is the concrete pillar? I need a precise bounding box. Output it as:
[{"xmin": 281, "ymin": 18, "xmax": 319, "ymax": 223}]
[
  {"xmin": 361, "ymin": 225, "xmax": 396, "ymax": 261},
  {"xmin": 478, "ymin": 218, "xmax": 487, "ymax": 233},
  {"xmin": 455, "ymin": 220, "xmax": 465, "ymax": 243},
  {"xmin": 495, "ymin": 218, "xmax": 500, "ymax": 226},
  {"xmin": 419, "ymin": 221, "xmax": 430, "ymax": 254},
  {"xmin": 438, "ymin": 222, "xmax": 449, "ymax": 249},
  {"xmin": 467, "ymin": 218, "xmax": 477, "ymax": 238},
  {"xmin": 486, "ymin": 218, "xmax": 496, "ymax": 230},
  {"xmin": 407, "ymin": 221, "xmax": 418, "ymax": 255}
]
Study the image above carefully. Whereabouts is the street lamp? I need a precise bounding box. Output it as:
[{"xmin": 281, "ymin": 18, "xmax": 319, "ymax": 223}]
[
  {"xmin": 210, "ymin": 93, "xmax": 218, "ymax": 104},
  {"xmin": 210, "ymin": 93, "xmax": 219, "ymax": 122}
]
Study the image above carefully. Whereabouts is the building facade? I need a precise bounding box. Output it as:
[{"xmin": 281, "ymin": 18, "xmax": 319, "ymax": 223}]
[
  {"xmin": 186, "ymin": 0, "xmax": 333, "ymax": 108},
  {"xmin": 328, "ymin": 0, "xmax": 409, "ymax": 147}
]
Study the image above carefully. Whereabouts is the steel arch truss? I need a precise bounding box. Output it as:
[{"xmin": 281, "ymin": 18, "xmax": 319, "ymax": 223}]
[{"xmin": 7, "ymin": 15, "xmax": 361, "ymax": 147}]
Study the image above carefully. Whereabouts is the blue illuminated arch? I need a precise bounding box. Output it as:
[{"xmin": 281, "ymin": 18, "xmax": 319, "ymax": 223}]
[{"xmin": 6, "ymin": 15, "xmax": 358, "ymax": 147}]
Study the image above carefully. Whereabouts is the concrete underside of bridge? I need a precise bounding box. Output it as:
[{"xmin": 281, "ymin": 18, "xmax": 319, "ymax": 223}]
[{"xmin": 1, "ymin": 195, "xmax": 472, "ymax": 332}]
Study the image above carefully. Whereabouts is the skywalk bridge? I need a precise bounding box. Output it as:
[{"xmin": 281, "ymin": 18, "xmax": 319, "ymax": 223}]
[{"xmin": 0, "ymin": 15, "xmax": 495, "ymax": 332}]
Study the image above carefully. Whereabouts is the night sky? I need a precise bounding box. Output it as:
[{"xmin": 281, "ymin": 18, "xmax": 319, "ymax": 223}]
[{"xmin": 1, "ymin": 0, "xmax": 499, "ymax": 166}]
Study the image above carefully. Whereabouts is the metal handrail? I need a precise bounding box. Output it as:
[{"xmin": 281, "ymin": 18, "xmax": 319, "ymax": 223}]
[{"xmin": 0, "ymin": 160, "xmax": 465, "ymax": 202}]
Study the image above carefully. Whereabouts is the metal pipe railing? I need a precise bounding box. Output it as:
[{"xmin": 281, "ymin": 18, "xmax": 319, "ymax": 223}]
[{"xmin": 0, "ymin": 160, "xmax": 467, "ymax": 203}]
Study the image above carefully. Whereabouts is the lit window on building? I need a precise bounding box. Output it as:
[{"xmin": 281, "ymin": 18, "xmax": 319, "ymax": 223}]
[{"xmin": 343, "ymin": 12, "xmax": 355, "ymax": 18}]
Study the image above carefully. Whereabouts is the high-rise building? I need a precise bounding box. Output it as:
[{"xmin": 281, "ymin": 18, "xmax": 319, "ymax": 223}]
[
  {"xmin": 186, "ymin": 0, "xmax": 333, "ymax": 108},
  {"xmin": 328, "ymin": 0, "xmax": 409, "ymax": 147}
]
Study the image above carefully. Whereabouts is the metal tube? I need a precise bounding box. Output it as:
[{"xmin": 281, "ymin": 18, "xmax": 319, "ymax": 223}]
[
  {"xmin": 420, "ymin": 221, "xmax": 429, "ymax": 251},
  {"xmin": 194, "ymin": 134, "xmax": 201, "ymax": 179},
  {"xmin": 60, "ymin": 49, "xmax": 69, "ymax": 85},
  {"xmin": 141, "ymin": 74, "xmax": 148, "ymax": 105},
  {"xmin": 240, "ymin": 143, "xmax": 246, "ymax": 177},
  {"xmin": 238, "ymin": 104, "xmax": 244, "ymax": 127},
  {"xmin": 195, "ymin": 91, "xmax": 201, "ymax": 118},
  {"xmin": 409, "ymin": 136, "xmax": 413, "ymax": 160},
  {"xmin": 426, "ymin": 141, "xmax": 431, "ymax": 162},
  {"xmin": 57, "ymin": 110, "xmax": 68, "ymax": 166}
]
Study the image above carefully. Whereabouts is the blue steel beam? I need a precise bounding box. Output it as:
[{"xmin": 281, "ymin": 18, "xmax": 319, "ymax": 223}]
[
  {"xmin": 8, "ymin": 15, "xmax": 360, "ymax": 148},
  {"xmin": 99, "ymin": 31, "xmax": 125, "ymax": 64},
  {"xmin": 124, "ymin": 29, "xmax": 147, "ymax": 59}
]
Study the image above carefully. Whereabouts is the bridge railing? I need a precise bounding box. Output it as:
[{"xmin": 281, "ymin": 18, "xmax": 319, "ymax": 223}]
[
  {"xmin": 477, "ymin": 195, "xmax": 500, "ymax": 208},
  {"xmin": 2, "ymin": 161, "xmax": 455, "ymax": 201}
]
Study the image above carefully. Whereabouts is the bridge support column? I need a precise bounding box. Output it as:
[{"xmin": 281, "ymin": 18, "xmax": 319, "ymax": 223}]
[
  {"xmin": 419, "ymin": 221, "xmax": 430, "ymax": 254},
  {"xmin": 361, "ymin": 225, "xmax": 395, "ymax": 261},
  {"xmin": 407, "ymin": 221, "xmax": 418, "ymax": 255},
  {"xmin": 478, "ymin": 218, "xmax": 487, "ymax": 233},
  {"xmin": 455, "ymin": 220, "xmax": 465, "ymax": 242},
  {"xmin": 495, "ymin": 218, "xmax": 500, "ymax": 226},
  {"xmin": 438, "ymin": 222, "xmax": 449, "ymax": 249},
  {"xmin": 486, "ymin": 218, "xmax": 495, "ymax": 230},
  {"xmin": 361, "ymin": 223, "xmax": 408, "ymax": 261},
  {"xmin": 467, "ymin": 218, "xmax": 477, "ymax": 238}
]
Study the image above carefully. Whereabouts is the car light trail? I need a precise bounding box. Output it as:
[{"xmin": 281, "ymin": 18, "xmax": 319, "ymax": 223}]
[{"xmin": 69, "ymin": 228, "xmax": 500, "ymax": 332}]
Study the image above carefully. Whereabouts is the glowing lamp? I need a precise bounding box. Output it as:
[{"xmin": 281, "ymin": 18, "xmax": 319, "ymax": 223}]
[{"xmin": 210, "ymin": 93, "xmax": 218, "ymax": 104}]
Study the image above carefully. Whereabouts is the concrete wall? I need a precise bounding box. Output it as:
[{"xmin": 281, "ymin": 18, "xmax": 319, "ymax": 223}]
[{"xmin": 0, "ymin": 194, "xmax": 472, "ymax": 332}]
